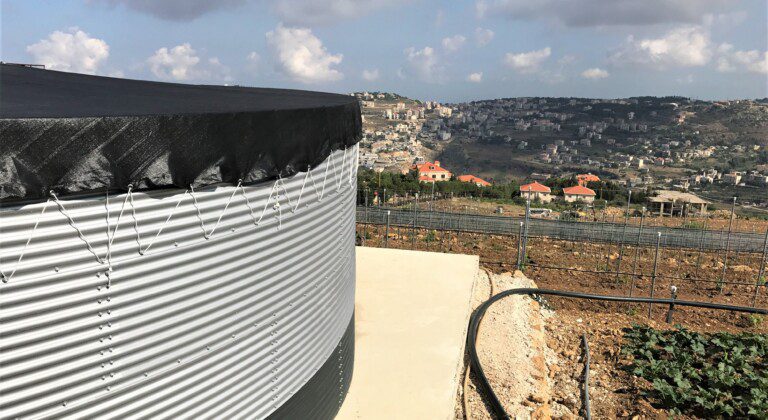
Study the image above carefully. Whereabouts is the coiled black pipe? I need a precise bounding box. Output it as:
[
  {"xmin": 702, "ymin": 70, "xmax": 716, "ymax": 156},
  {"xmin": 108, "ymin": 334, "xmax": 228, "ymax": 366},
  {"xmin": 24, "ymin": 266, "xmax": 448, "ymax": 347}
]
[{"xmin": 466, "ymin": 288, "xmax": 768, "ymax": 419}]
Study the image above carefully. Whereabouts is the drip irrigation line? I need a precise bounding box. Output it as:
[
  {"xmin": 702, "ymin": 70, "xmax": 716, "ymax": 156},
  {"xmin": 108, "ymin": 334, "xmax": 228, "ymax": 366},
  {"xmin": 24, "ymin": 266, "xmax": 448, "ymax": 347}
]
[{"xmin": 467, "ymin": 288, "xmax": 768, "ymax": 420}]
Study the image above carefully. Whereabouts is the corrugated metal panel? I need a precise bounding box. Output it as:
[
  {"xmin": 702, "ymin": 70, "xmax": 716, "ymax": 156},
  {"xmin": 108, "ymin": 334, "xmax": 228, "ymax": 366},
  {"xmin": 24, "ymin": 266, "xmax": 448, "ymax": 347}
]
[
  {"xmin": 267, "ymin": 314, "xmax": 354, "ymax": 420},
  {"xmin": 0, "ymin": 146, "xmax": 358, "ymax": 419}
]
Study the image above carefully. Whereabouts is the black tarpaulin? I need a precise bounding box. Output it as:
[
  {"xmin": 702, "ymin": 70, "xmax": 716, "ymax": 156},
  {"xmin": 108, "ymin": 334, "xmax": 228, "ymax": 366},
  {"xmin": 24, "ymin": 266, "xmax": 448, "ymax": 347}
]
[{"xmin": 0, "ymin": 64, "xmax": 361, "ymax": 202}]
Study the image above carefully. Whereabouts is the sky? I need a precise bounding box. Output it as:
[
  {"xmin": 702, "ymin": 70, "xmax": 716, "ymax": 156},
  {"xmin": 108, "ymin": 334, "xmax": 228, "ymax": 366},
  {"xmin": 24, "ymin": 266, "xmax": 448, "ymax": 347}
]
[{"xmin": 1, "ymin": 0, "xmax": 767, "ymax": 102}]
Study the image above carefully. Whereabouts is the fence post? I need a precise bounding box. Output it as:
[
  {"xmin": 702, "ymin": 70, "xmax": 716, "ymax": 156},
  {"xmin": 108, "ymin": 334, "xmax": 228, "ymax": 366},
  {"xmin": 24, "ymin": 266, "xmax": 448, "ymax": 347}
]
[
  {"xmin": 522, "ymin": 198, "xmax": 531, "ymax": 268},
  {"xmin": 629, "ymin": 207, "xmax": 645, "ymax": 297},
  {"xmin": 604, "ymin": 215, "xmax": 617, "ymax": 273},
  {"xmin": 718, "ymin": 196, "xmax": 737, "ymax": 292},
  {"xmin": 384, "ymin": 210, "xmax": 390, "ymax": 248},
  {"xmin": 595, "ymin": 204, "xmax": 607, "ymax": 272},
  {"xmin": 412, "ymin": 194, "xmax": 418, "ymax": 249},
  {"xmin": 517, "ymin": 221, "xmax": 524, "ymax": 270},
  {"xmin": 694, "ymin": 218, "xmax": 707, "ymax": 279},
  {"xmin": 428, "ymin": 182, "xmax": 435, "ymax": 228},
  {"xmin": 753, "ymin": 228, "xmax": 768, "ymax": 307},
  {"xmin": 648, "ymin": 232, "xmax": 662, "ymax": 318},
  {"xmin": 666, "ymin": 285, "xmax": 678, "ymax": 324},
  {"xmin": 440, "ymin": 206, "xmax": 446, "ymax": 252},
  {"xmin": 363, "ymin": 190, "xmax": 369, "ymax": 246},
  {"xmin": 615, "ymin": 191, "xmax": 632, "ymax": 284}
]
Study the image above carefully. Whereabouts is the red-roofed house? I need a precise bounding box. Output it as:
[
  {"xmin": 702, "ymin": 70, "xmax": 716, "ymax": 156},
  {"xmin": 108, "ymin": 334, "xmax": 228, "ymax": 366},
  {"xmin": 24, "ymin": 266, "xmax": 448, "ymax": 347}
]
[
  {"xmin": 576, "ymin": 173, "xmax": 600, "ymax": 186},
  {"xmin": 418, "ymin": 175, "xmax": 436, "ymax": 183},
  {"xmin": 563, "ymin": 185, "xmax": 596, "ymax": 203},
  {"xmin": 412, "ymin": 160, "xmax": 452, "ymax": 182},
  {"xmin": 519, "ymin": 181, "xmax": 553, "ymax": 203},
  {"xmin": 457, "ymin": 174, "xmax": 491, "ymax": 187}
]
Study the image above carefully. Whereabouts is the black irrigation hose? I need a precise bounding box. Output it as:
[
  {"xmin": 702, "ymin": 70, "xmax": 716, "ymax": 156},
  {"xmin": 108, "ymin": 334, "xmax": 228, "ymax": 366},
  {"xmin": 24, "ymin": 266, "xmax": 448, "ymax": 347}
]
[{"xmin": 466, "ymin": 288, "xmax": 768, "ymax": 420}]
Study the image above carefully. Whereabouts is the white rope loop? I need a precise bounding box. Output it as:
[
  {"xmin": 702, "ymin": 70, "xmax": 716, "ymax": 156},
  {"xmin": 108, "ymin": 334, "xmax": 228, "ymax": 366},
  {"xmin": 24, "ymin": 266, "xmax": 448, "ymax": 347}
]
[
  {"xmin": 129, "ymin": 188, "xmax": 188, "ymax": 255},
  {"xmin": 105, "ymin": 186, "xmax": 133, "ymax": 270},
  {"xmin": 51, "ymin": 191, "xmax": 105, "ymax": 265},
  {"xmin": 190, "ymin": 181, "xmax": 242, "ymax": 240},
  {"xmin": 0, "ymin": 199, "xmax": 50, "ymax": 283}
]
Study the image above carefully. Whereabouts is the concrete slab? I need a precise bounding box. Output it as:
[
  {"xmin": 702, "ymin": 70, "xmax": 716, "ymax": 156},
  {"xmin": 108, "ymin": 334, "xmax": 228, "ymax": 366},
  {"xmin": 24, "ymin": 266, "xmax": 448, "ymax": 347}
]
[{"xmin": 337, "ymin": 247, "xmax": 479, "ymax": 420}]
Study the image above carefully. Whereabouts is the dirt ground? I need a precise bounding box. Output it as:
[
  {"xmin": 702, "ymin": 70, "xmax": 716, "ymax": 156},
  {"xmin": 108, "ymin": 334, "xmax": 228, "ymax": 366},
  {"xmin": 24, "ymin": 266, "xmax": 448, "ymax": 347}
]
[
  {"xmin": 358, "ymin": 223, "xmax": 767, "ymax": 418},
  {"xmin": 453, "ymin": 271, "xmax": 702, "ymax": 420},
  {"xmin": 357, "ymin": 224, "xmax": 768, "ymax": 330}
]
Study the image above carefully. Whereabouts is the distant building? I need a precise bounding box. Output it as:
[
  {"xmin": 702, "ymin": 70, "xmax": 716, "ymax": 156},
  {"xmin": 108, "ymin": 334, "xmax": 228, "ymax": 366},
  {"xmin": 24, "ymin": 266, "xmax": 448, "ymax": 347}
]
[
  {"xmin": 722, "ymin": 172, "xmax": 742, "ymax": 185},
  {"xmin": 648, "ymin": 190, "xmax": 709, "ymax": 216},
  {"xmin": 576, "ymin": 173, "xmax": 600, "ymax": 186},
  {"xmin": 412, "ymin": 161, "xmax": 452, "ymax": 182},
  {"xmin": 563, "ymin": 185, "xmax": 596, "ymax": 203},
  {"xmin": 457, "ymin": 175, "xmax": 491, "ymax": 187},
  {"xmin": 519, "ymin": 182, "xmax": 553, "ymax": 203},
  {"xmin": 418, "ymin": 175, "xmax": 436, "ymax": 183}
]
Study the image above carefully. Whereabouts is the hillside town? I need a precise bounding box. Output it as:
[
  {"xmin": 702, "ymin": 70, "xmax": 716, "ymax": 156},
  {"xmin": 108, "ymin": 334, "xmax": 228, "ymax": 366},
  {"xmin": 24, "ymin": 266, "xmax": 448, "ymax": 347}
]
[{"xmin": 354, "ymin": 92, "xmax": 768, "ymax": 212}]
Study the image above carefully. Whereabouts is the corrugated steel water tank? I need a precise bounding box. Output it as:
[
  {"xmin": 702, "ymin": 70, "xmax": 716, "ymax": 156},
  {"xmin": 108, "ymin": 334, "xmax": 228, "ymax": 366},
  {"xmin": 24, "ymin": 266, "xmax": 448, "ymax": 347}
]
[{"xmin": 0, "ymin": 64, "xmax": 361, "ymax": 419}]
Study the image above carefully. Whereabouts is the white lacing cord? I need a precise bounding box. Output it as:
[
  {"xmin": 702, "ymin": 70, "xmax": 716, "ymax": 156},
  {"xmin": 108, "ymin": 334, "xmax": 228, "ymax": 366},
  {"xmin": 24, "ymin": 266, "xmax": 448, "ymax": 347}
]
[
  {"xmin": 238, "ymin": 183, "xmax": 259, "ymax": 225},
  {"xmin": 3, "ymin": 148, "xmax": 348, "ymax": 281},
  {"xmin": 0, "ymin": 199, "xmax": 50, "ymax": 283},
  {"xmin": 254, "ymin": 181, "xmax": 279, "ymax": 226},
  {"xmin": 335, "ymin": 147, "xmax": 348, "ymax": 193},
  {"xmin": 348, "ymin": 144, "xmax": 359, "ymax": 187},
  {"xmin": 306, "ymin": 165, "xmax": 323, "ymax": 202},
  {"xmin": 320, "ymin": 155, "xmax": 333, "ymax": 199},
  {"xmin": 276, "ymin": 175, "xmax": 296, "ymax": 211},
  {"xmin": 105, "ymin": 187, "xmax": 132, "ymax": 271},
  {"xmin": 190, "ymin": 181, "xmax": 242, "ymax": 239},
  {"xmin": 51, "ymin": 191, "xmax": 105, "ymax": 264},
  {"xmin": 292, "ymin": 166, "xmax": 312, "ymax": 213},
  {"xmin": 129, "ymin": 188, "xmax": 188, "ymax": 255}
]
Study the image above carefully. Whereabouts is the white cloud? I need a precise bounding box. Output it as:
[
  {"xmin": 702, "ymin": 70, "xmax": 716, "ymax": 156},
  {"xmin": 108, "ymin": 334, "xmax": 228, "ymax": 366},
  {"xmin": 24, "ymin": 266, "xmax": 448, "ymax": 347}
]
[
  {"xmin": 266, "ymin": 24, "xmax": 343, "ymax": 83},
  {"xmin": 504, "ymin": 47, "xmax": 551, "ymax": 74},
  {"xmin": 27, "ymin": 27, "xmax": 109, "ymax": 74},
  {"xmin": 581, "ymin": 67, "xmax": 609, "ymax": 79},
  {"xmin": 467, "ymin": 72, "xmax": 483, "ymax": 83},
  {"xmin": 402, "ymin": 46, "xmax": 446, "ymax": 83},
  {"xmin": 362, "ymin": 68, "xmax": 380, "ymax": 81},
  {"xmin": 557, "ymin": 54, "xmax": 577, "ymax": 65},
  {"xmin": 716, "ymin": 44, "xmax": 768, "ymax": 75},
  {"xmin": 475, "ymin": 0, "xmax": 733, "ymax": 27},
  {"xmin": 147, "ymin": 43, "xmax": 231, "ymax": 82},
  {"xmin": 244, "ymin": 52, "xmax": 261, "ymax": 75},
  {"xmin": 273, "ymin": 0, "xmax": 407, "ymax": 26},
  {"xmin": 474, "ymin": 27, "xmax": 495, "ymax": 47},
  {"xmin": 90, "ymin": 0, "xmax": 246, "ymax": 21},
  {"xmin": 442, "ymin": 35, "xmax": 466, "ymax": 53},
  {"xmin": 609, "ymin": 26, "xmax": 712, "ymax": 69},
  {"xmin": 247, "ymin": 51, "xmax": 261, "ymax": 64}
]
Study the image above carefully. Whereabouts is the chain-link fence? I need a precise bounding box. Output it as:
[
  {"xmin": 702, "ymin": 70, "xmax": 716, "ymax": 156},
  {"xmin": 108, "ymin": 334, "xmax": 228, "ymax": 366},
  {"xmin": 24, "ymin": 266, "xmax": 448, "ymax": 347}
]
[{"xmin": 356, "ymin": 203, "xmax": 768, "ymax": 310}]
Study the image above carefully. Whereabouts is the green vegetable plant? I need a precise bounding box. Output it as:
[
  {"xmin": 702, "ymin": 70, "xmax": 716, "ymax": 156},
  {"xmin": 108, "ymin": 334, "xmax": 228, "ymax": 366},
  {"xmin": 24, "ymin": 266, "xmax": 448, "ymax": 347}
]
[{"xmin": 622, "ymin": 324, "xmax": 767, "ymax": 418}]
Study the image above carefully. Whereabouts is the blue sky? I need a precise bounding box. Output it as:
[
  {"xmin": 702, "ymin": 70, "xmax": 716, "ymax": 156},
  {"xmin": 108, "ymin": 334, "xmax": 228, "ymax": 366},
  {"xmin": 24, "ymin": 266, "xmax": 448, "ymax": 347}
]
[{"xmin": 2, "ymin": 0, "xmax": 766, "ymax": 101}]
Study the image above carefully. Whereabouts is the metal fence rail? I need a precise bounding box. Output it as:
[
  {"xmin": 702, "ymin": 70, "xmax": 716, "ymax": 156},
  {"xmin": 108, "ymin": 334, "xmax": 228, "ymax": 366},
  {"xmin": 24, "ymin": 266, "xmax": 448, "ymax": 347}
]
[{"xmin": 357, "ymin": 206, "xmax": 768, "ymax": 254}]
